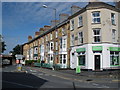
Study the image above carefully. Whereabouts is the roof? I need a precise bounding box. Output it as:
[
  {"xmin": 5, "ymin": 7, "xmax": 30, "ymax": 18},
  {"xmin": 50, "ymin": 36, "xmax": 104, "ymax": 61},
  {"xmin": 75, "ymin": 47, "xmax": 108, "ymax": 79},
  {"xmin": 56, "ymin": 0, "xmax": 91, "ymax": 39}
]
[
  {"xmin": 26, "ymin": 19, "xmax": 69, "ymax": 44},
  {"xmin": 23, "ymin": 2, "xmax": 120, "ymax": 45},
  {"xmin": 69, "ymin": 2, "xmax": 120, "ymax": 19}
]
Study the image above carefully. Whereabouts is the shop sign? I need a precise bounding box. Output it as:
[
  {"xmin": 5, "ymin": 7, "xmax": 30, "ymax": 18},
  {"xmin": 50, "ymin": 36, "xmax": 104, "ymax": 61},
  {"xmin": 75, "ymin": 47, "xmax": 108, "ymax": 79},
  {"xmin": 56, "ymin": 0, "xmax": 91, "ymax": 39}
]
[
  {"xmin": 109, "ymin": 47, "xmax": 120, "ymax": 51},
  {"xmin": 76, "ymin": 48, "xmax": 86, "ymax": 53},
  {"xmin": 92, "ymin": 46, "xmax": 102, "ymax": 51}
]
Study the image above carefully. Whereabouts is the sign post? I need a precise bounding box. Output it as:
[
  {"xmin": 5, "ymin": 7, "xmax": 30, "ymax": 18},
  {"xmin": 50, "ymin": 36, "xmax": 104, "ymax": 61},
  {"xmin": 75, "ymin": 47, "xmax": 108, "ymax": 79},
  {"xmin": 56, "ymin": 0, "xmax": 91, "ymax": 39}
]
[
  {"xmin": 76, "ymin": 66, "xmax": 81, "ymax": 74},
  {"xmin": 15, "ymin": 55, "xmax": 24, "ymax": 71}
]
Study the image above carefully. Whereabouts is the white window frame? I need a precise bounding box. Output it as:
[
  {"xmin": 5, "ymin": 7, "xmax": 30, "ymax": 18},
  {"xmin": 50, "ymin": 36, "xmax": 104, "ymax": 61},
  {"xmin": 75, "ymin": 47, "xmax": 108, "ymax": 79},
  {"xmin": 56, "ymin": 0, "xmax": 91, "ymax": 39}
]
[
  {"xmin": 78, "ymin": 32, "xmax": 83, "ymax": 44},
  {"xmin": 93, "ymin": 28, "xmax": 101, "ymax": 43},
  {"xmin": 50, "ymin": 33, "xmax": 52, "ymax": 40},
  {"xmin": 62, "ymin": 26, "xmax": 66, "ymax": 35},
  {"xmin": 71, "ymin": 34, "xmax": 74, "ymax": 46},
  {"xmin": 56, "ymin": 41, "xmax": 58, "ymax": 50},
  {"xmin": 112, "ymin": 29, "xmax": 116, "ymax": 42},
  {"xmin": 111, "ymin": 13, "xmax": 115, "ymax": 25},
  {"xmin": 70, "ymin": 19, "xmax": 74, "ymax": 30},
  {"xmin": 92, "ymin": 11, "xmax": 101, "ymax": 24},
  {"xmin": 78, "ymin": 16, "xmax": 83, "ymax": 27},
  {"xmin": 50, "ymin": 42, "xmax": 54, "ymax": 50},
  {"xmin": 46, "ymin": 35, "xmax": 48, "ymax": 41},
  {"xmin": 56, "ymin": 30, "xmax": 58, "ymax": 38},
  {"xmin": 63, "ymin": 38, "xmax": 67, "ymax": 50}
]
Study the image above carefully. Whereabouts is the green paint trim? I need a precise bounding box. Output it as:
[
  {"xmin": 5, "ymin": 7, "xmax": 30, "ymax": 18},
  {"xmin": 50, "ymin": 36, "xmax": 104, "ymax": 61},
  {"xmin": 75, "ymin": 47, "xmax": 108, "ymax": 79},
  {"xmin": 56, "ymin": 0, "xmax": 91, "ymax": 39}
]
[
  {"xmin": 76, "ymin": 48, "xmax": 86, "ymax": 53},
  {"xmin": 110, "ymin": 65, "xmax": 120, "ymax": 66},
  {"xmin": 92, "ymin": 46, "xmax": 102, "ymax": 51},
  {"xmin": 109, "ymin": 47, "xmax": 120, "ymax": 51}
]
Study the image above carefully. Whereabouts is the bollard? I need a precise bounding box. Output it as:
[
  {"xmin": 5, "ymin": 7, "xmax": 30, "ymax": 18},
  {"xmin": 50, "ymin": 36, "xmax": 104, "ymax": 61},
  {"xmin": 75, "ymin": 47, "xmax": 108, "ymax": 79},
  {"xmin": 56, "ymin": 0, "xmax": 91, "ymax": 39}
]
[
  {"xmin": 76, "ymin": 66, "xmax": 81, "ymax": 74},
  {"xmin": 17, "ymin": 64, "xmax": 22, "ymax": 71}
]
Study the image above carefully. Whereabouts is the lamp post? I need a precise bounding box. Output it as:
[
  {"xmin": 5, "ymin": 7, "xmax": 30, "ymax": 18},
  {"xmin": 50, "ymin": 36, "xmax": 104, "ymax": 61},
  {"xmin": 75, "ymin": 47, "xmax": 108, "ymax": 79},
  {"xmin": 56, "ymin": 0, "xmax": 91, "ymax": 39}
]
[{"xmin": 42, "ymin": 4, "xmax": 57, "ymax": 70}]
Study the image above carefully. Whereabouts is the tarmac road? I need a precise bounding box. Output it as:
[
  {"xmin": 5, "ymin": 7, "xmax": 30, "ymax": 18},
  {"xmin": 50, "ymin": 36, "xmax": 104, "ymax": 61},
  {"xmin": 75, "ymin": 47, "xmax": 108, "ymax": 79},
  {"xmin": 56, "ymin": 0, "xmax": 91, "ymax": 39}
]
[{"xmin": 2, "ymin": 65, "xmax": 120, "ymax": 89}]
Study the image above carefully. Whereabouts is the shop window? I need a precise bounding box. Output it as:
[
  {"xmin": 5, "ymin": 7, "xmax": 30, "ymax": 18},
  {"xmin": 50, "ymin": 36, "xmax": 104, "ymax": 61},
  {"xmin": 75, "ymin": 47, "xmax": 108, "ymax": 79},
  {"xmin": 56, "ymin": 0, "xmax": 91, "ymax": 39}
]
[
  {"xmin": 78, "ymin": 52, "xmax": 85, "ymax": 66},
  {"xmin": 110, "ymin": 51, "xmax": 119, "ymax": 66}
]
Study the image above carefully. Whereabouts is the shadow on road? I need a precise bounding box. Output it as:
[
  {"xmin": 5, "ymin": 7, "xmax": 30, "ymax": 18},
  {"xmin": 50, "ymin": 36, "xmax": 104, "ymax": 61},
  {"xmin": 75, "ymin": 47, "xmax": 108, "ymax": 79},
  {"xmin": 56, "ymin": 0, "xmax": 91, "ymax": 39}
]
[{"xmin": 2, "ymin": 72, "xmax": 47, "ymax": 89}]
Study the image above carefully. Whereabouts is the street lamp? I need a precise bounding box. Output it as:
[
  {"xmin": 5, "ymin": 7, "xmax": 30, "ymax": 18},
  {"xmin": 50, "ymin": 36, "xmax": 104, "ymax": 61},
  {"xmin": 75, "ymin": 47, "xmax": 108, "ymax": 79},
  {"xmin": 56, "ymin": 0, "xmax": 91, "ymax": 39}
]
[{"xmin": 42, "ymin": 4, "xmax": 57, "ymax": 70}]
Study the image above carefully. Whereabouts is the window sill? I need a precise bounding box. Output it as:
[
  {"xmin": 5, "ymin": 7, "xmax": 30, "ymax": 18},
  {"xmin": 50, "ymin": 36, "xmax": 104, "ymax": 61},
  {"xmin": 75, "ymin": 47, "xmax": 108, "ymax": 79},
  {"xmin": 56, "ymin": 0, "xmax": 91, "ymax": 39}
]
[
  {"xmin": 91, "ymin": 23, "xmax": 101, "ymax": 25},
  {"xmin": 92, "ymin": 42, "xmax": 102, "ymax": 44},
  {"xmin": 78, "ymin": 25, "xmax": 83, "ymax": 29},
  {"xmin": 112, "ymin": 24, "xmax": 116, "ymax": 26}
]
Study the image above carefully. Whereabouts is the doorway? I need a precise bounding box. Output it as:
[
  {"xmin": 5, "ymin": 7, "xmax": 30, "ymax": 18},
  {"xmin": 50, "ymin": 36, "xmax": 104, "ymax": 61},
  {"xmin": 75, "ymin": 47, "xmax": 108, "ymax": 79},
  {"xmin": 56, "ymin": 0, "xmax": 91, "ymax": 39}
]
[{"xmin": 94, "ymin": 55, "xmax": 100, "ymax": 70}]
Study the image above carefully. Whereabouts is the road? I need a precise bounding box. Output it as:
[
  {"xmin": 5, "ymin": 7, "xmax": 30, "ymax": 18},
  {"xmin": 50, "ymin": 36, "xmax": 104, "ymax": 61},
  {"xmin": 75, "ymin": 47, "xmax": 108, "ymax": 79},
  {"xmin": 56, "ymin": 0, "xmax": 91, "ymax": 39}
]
[{"xmin": 2, "ymin": 65, "xmax": 120, "ymax": 89}]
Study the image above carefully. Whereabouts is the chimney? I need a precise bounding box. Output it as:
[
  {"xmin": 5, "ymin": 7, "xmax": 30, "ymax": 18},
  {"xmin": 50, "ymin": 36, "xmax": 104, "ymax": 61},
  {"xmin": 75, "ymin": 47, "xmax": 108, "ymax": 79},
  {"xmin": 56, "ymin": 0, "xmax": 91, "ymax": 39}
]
[
  {"xmin": 115, "ymin": 1, "xmax": 120, "ymax": 9},
  {"xmin": 71, "ymin": 5, "xmax": 81, "ymax": 15},
  {"xmin": 51, "ymin": 20, "xmax": 59, "ymax": 28},
  {"xmin": 44, "ymin": 25, "xmax": 51, "ymax": 31},
  {"xmin": 28, "ymin": 36, "xmax": 32, "ymax": 41},
  {"xmin": 35, "ymin": 31, "xmax": 39, "ymax": 37},
  {"xmin": 59, "ymin": 13, "xmax": 69, "ymax": 23},
  {"xmin": 39, "ymin": 28, "xmax": 44, "ymax": 35}
]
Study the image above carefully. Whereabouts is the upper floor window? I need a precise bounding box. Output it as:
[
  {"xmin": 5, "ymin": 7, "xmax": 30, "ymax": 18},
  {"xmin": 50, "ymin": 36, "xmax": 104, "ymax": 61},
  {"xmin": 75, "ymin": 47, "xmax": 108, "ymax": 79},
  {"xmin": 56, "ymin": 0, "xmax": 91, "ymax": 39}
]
[
  {"xmin": 93, "ymin": 28, "xmax": 101, "ymax": 43},
  {"xmin": 60, "ymin": 38, "xmax": 62, "ymax": 49},
  {"xmin": 56, "ymin": 41, "xmax": 58, "ymax": 50},
  {"xmin": 78, "ymin": 32, "xmax": 83, "ymax": 44},
  {"xmin": 56, "ymin": 30, "xmax": 58, "ymax": 38},
  {"xmin": 111, "ymin": 13, "xmax": 115, "ymax": 25},
  {"xmin": 46, "ymin": 35, "xmax": 48, "ymax": 41},
  {"xmin": 112, "ymin": 29, "xmax": 116, "ymax": 42},
  {"xmin": 92, "ymin": 11, "xmax": 100, "ymax": 24},
  {"xmin": 70, "ymin": 19, "xmax": 74, "ymax": 30},
  {"xmin": 71, "ymin": 34, "xmax": 74, "ymax": 46},
  {"xmin": 78, "ymin": 16, "xmax": 83, "ymax": 27},
  {"xmin": 50, "ymin": 33, "xmax": 52, "ymax": 40},
  {"xmin": 50, "ymin": 42, "xmax": 54, "ymax": 50},
  {"xmin": 62, "ymin": 26, "xmax": 66, "ymax": 35},
  {"xmin": 63, "ymin": 38, "xmax": 67, "ymax": 49}
]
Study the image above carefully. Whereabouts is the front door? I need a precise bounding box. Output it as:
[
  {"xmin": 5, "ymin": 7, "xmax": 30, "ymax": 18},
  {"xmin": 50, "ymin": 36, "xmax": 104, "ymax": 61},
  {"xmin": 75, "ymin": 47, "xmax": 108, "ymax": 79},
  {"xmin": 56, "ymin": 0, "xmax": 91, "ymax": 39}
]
[{"xmin": 95, "ymin": 55, "xmax": 100, "ymax": 70}]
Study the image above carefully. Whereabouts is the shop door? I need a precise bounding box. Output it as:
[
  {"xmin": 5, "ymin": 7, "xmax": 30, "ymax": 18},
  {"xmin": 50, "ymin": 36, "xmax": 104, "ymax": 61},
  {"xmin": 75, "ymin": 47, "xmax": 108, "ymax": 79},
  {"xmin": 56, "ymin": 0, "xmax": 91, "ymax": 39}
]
[{"xmin": 95, "ymin": 55, "xmax": 100, "ymax": 70}]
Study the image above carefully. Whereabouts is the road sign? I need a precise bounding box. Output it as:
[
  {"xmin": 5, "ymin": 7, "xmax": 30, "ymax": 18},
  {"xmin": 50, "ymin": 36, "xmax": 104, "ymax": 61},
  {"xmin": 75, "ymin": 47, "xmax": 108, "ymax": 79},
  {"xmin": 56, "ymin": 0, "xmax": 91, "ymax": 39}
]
[
  {"xmin": 15, "ymin": 55, "xmax": 24, "ymax": 60},
  {"xmin": 16, "ymin": 60, "xmax": 19, "ymax": 64}
]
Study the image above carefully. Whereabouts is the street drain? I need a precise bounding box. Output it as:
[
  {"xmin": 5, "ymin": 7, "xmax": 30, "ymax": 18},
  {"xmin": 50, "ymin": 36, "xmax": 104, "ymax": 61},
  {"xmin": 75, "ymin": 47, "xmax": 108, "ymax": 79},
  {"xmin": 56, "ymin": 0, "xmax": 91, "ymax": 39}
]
[{"xmin": 86, "ymin": 79, "xmax": 93, "ymax": 81}]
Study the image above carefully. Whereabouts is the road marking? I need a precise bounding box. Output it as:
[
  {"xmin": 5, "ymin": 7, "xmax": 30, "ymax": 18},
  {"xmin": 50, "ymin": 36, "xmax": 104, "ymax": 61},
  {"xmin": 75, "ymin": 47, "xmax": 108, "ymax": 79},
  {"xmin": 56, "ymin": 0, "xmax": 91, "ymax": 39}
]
[{"xmin": 2, "ymin": 80, "xmax": 35, "ymax": 88}]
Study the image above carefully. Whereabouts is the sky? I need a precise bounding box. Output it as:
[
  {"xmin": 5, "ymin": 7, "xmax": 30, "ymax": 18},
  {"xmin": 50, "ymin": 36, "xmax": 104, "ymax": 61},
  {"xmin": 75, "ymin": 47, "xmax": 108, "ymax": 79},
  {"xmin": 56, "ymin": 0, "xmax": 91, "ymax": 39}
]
[{"xmin": 2, "ymin": 1, "xmax": 115, "ymax": 54}]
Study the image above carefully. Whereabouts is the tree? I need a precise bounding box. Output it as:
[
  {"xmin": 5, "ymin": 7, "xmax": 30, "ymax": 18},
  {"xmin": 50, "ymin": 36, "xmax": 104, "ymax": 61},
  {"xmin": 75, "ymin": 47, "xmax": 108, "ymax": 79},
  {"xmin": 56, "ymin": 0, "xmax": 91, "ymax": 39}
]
[{"xmin": 10, "ymin": 44, "xmax": 22, "ymax": 55}]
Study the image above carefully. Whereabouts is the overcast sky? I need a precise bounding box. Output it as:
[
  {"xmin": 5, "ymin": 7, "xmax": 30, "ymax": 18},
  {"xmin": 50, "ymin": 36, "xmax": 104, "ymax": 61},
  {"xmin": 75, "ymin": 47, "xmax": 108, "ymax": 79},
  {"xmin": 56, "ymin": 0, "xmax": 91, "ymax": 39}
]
[{"xmin": 2, "ymin": 1, "xmax": 114, "ymax": 54}]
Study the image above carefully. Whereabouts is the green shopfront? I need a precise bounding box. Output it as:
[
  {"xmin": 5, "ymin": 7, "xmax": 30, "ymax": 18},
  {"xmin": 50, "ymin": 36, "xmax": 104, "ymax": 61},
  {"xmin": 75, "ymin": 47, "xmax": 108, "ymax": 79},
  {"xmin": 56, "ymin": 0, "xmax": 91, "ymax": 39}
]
[
  {"xmin": 70, "ymin": 45, "xmax": 120, "ymax": 70},
  {"xmin": 109, "ymin": 47, "xmax": 120, "ymax": 67}
]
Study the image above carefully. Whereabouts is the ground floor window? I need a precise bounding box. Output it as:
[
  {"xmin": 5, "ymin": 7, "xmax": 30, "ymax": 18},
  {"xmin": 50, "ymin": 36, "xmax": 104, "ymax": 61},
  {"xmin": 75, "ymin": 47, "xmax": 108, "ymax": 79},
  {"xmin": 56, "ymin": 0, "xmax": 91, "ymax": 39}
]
[
  {"xmin": 59, "ymin": 54, "xmax": 67, "ymax": 64},
  {"xmin": 78, "ymin": 52, "xmax": 85, "ymax": 66},
  {"xmin": 110, "ymin": 51, "xmax": 120, "ymax": 66}
]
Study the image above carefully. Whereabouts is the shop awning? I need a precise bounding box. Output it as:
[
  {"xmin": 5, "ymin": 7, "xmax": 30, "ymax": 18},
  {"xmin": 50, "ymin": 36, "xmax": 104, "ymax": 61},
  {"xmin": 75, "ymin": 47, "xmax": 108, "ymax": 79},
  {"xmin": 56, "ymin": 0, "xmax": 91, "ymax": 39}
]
[
  {"xmin": 109, "ymin": 47, "xmax": 120, "ymax": 51},
  {"xmin": 92, "ymin": 46, "xmax": 102, "ymax": 51},
  {"xmin": 76, "ymin": 48, "xmax": 86, "ymax": 53}
]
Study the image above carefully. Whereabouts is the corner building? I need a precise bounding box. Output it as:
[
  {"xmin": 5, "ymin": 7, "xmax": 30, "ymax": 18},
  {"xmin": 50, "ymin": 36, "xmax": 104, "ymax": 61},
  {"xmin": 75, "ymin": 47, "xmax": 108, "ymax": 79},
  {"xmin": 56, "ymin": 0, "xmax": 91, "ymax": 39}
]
[{"xmin": 70, "ymin": 2, "xmax": 120, "ymax": 71}]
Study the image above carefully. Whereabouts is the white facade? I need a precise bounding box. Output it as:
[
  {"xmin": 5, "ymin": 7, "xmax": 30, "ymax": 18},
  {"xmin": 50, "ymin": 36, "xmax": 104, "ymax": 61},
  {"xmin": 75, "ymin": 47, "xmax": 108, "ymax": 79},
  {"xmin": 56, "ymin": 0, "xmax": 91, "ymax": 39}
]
[
  {"xmin": 59, "ymin": 36, "xmax": 67, "ymax": 68},
  {"xmin": 70, "ymin": 44, "xmax": 120, "ymax": 70}
]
